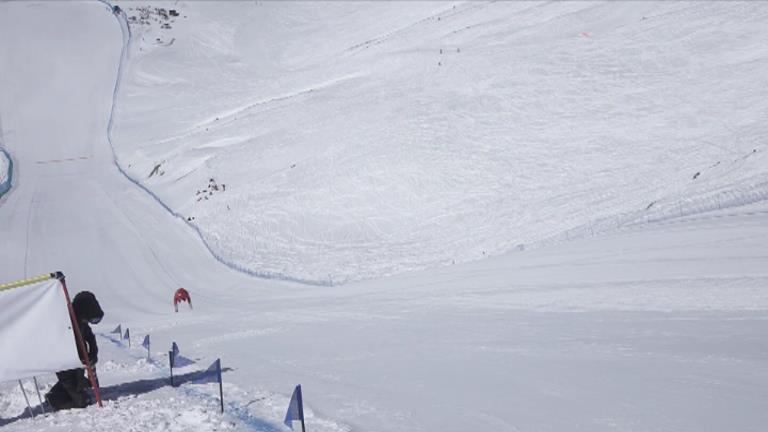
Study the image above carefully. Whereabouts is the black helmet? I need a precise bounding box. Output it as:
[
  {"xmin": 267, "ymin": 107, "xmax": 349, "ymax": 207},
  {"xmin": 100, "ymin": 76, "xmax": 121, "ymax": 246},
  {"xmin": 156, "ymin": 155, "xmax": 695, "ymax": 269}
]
[{"xmin": 72, "ymin": 291, "xmax": 104, "ymax": 324}]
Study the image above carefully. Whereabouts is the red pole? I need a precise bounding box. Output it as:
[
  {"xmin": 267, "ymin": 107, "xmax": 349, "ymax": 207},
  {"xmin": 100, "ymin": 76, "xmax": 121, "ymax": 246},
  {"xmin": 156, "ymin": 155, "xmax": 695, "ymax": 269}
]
[{"xmin": 57, "ymin": 274, "xmax": 103, "ymax": 408}]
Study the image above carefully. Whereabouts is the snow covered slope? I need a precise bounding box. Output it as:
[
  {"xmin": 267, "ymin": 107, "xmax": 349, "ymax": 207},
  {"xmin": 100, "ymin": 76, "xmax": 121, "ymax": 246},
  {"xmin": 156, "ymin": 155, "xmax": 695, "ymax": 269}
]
[
  {"xmin": 110, "ymin": 1, "xmax": 768, "ymax": 283},
  {"xmin": 1, "ymin": 2, "xmax": 767, "ymax": 432},
  {"xmin": 3, "ymin": 202, "xmax": 768, "ymax": 432}
]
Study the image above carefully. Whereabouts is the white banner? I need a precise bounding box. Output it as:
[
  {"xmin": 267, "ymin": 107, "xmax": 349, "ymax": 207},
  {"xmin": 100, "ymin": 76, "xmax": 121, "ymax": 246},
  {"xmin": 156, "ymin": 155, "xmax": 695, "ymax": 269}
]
[{"xmin": 0, "ymin": 278, "xmax": 82, "ymax": 382}]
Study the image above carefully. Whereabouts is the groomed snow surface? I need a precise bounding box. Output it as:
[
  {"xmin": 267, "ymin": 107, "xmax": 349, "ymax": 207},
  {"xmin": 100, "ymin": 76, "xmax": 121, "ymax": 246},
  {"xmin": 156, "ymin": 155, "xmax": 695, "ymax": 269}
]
[{"xmin": 1, "ymin": 1, "xmax": 767, "ymax": 432}]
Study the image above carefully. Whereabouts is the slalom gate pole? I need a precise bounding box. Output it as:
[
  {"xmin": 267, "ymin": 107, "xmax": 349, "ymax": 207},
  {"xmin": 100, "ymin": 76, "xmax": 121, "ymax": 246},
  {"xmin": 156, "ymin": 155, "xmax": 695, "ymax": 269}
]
[
  {"xmin": 298, "ymin": 386, "xmax": 306, "ymax": 432},
  {"xmin": 218, "ymin": 362, "xmax": 225, "ymax": 414},
  {"xmin": 219, "ymin": 377, "xmax": 224, "ymax": 413},
  {"xmin": 169, "ymin": 351, "xmax": 174, "ymax": 386},
  {"xmin": 18, "ymin": 380, "xmax": 35, "ymax": 418},
  {"xmin": 33, "ymin": 377, "xmax": 46, "ymax": 414},
  {"xmin": 57, "ymin": 273, "xmax": 103, "ymax": 407}
]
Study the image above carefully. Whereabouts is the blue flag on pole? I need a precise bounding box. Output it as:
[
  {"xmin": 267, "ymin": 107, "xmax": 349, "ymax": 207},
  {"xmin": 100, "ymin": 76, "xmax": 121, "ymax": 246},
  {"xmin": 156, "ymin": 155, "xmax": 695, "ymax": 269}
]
[
  {"xmin": 284, "ymin": 385, "xmax": 305, "ymax": 430},
  {"xmin": 169, "ymin": 342, "xmax": 194, "ymax": 368},
  {"xmin": 170, "ymin": 342, "xmax": 179, "ymax": 368},
  {"xmin": 193, "ymin": 359, "xmax": 221, "ymax": 385},
  {"xmin": 142, "ymin": 335, "xmax": 150, "ymax": 359},
  {"xmin": 123, "ymin": 328, "xmax": 130, "ymax": 347},
  {"xmin": 111, "ymin": 324, "xmax": 121, "ymax": 336},
  {"xmin": 191, "ymin": 359, "xmax": 224, "ymax": 412}
]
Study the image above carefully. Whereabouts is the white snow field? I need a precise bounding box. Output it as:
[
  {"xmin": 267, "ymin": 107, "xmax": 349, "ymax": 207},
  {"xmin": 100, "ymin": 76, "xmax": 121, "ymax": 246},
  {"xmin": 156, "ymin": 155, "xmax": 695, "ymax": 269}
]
[
  {"xmin": 108, "ymin": 1, "xmax": 768, "ymax": 284},
  {"xmin": 1, "ymin": 1, "xmax": 767, "ymax": 432}
]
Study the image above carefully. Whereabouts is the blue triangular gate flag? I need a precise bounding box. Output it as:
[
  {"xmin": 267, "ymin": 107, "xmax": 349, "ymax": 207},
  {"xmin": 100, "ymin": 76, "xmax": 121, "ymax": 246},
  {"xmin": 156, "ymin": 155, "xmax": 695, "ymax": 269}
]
[
  {"xmin": 169, "ymin": 342, "xmax": 194, "ymax": 368},
  {"xmin": 142, "ymin": 335, "xmax": 150, "ymax": 359},
  {"xmin": 123, "ymin": 328, "xmax": 131, "ymax": 347},
  {"xmin": 111, "ymin": 324, "xmax": 121, "ymax": 335},
  {"xmin": 191, "ymin": 359, "xmax": 224, "ymax": 412},
  {"xmin": 193, "ymin": 359, "xmax": 221, "ymax": 385},
  {"xmin": 284, "ymin": 385, "xmax": 305, "ymax": 429}
]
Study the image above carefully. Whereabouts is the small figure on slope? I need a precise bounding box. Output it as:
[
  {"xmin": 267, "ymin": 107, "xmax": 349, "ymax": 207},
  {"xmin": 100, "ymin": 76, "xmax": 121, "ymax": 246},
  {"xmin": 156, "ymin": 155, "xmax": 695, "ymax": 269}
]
[{"xmin": 173, "ymin": 287, "xmax": 192, "ymax": 312}]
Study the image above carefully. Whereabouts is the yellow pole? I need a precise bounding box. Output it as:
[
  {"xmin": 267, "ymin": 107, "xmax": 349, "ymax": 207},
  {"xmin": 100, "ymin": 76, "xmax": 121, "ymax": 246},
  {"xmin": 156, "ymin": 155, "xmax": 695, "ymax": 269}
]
[{"xmin": 0, "ymin": 274, "xmax": 53, "ymax": 292}]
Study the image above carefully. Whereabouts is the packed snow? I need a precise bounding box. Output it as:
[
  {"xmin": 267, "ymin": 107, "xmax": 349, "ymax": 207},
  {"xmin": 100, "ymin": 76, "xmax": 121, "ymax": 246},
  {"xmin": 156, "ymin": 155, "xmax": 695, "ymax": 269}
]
[{"xmin": 1, "ymin": 1, "xmax": 767, "ymax": 432}]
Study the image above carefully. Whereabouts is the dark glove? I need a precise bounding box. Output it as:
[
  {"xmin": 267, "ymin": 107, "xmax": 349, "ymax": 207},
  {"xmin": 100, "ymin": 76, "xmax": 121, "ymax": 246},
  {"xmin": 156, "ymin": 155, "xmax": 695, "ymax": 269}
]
[{"xmin": 89, "ymin": 353, "xmax": 98, "ymax": 365}]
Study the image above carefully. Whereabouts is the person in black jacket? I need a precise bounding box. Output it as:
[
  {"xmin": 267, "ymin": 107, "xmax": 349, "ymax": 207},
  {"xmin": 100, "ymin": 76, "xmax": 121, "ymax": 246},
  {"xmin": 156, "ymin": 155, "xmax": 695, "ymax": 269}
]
[{"xmin": 45, "ymin": 291, "xmax": 104, "ymax": 410}]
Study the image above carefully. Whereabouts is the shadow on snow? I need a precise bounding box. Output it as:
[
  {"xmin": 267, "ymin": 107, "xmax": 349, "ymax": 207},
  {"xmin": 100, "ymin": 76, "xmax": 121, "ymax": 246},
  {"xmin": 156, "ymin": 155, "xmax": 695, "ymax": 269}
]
[{"xmin": 0, "ymin": 368, "xmax": 245, "ymax": 428}]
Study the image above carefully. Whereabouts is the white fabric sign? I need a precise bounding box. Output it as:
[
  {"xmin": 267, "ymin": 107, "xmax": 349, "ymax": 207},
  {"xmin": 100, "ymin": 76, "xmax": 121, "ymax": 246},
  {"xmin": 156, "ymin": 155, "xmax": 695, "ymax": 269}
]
[{"xmin": 0, "ymin": 278, "xmax": 81, "ymax": 382}]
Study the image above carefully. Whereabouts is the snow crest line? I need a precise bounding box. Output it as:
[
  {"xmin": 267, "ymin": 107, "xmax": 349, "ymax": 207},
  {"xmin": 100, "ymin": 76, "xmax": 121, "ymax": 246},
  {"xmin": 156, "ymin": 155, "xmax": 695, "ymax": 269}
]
[{"xmin": 97, "ymin": 1, "xmax": 333, "ymax": 286}]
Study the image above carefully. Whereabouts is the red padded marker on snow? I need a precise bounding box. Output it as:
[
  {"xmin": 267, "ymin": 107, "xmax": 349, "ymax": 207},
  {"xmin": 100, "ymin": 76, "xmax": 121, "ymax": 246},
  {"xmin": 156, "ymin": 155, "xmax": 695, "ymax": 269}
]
[{"xmin": 173, "ymin": 287, "xmax": 192, "ymax": 312}]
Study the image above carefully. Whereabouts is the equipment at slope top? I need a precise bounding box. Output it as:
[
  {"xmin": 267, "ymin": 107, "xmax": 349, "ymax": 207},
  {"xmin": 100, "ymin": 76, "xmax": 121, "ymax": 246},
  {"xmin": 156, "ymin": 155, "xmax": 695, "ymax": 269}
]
[
  {"xmin": 45, "ymin": 290, "xmax": 104, "ymax": 411},
  {"xmin": 173, "ymin": 287, "xmax": 192, "ymax": 313},
  {"xmin": 0, "ymin": 272, "xmax": 103, "ymax": 408}
]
